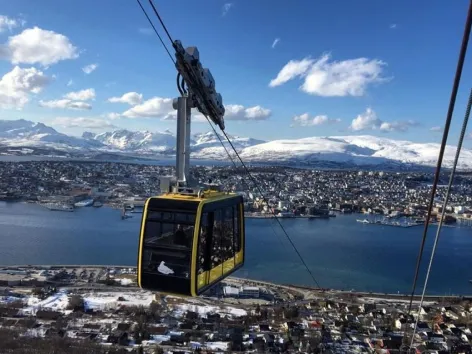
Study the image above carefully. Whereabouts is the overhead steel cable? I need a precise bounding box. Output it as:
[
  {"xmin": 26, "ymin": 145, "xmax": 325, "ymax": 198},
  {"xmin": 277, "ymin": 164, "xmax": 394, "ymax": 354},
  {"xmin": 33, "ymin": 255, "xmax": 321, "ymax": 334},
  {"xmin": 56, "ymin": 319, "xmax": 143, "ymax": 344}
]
[
  {"xmin": 148, "ymin": 0, "xmax": 174, "ymax": 44},
  {"xmin": 409, "ymin": 88, "xmax": 472, "ymax": 349},
  {"xmin": 202, "ymin": 116, "xmax": 291, "ymax": 252},
  {"xmin": 137, "ymin": 0, "xmax": 322, "ymax": 290},
  {"xmin": 406, "ymin": 0, "xmax": 472, "ymax": 317},
  {"xmin": 219, "ymin": 129, "xmax": 322, "ymax": 289},
  {"xmin": 135, "ymin": 0, "xmax": 175, "ymax": 65}
]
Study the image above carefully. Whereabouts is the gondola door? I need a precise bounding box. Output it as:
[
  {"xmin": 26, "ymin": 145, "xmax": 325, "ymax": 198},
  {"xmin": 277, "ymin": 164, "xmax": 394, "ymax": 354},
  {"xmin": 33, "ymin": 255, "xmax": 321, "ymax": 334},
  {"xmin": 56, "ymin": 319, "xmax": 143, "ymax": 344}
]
[{"xmin": 194, "ymin": 196, "xmax": 245, "ymax": 295}]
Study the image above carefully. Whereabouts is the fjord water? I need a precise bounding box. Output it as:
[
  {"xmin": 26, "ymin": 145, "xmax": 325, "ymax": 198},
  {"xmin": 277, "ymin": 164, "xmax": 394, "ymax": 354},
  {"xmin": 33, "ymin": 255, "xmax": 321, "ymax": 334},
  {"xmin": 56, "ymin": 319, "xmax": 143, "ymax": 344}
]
[{"xmin": 1, "ymin": 201, "xmax": 471, "ymax": 295}]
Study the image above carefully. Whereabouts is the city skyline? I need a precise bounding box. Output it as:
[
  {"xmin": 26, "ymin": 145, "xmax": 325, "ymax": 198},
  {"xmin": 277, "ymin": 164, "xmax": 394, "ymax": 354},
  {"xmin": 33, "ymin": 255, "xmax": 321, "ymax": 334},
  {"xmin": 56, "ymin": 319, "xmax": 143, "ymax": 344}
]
[{"xmin": 0, "ymin": 0, "xmax": 471, "ymax": 145}]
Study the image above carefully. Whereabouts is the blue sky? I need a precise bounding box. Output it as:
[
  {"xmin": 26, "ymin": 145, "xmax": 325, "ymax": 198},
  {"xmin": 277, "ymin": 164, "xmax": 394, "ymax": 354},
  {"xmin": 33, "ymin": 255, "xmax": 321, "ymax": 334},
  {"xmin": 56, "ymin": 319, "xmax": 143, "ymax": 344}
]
[{"xmin": 0, "ymin": 0, "xmax": 471, "ymax": 145}]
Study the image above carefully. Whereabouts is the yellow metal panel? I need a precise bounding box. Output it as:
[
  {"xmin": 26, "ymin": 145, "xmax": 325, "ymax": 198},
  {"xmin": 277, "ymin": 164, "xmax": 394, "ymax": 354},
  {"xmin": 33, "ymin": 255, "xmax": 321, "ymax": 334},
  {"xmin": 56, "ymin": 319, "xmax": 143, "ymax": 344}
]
[
  {"xmin": 137, "ymin": 197, "xmax": 152, "ymax": 288},
  {"xmin": 222, "ymin": 256, "xmax": 235, "ymax": 275},
  {"xmin": 209, "ymin": 264, "xmax": 223, "ymax": 283},
  {"xmin": 197, "ymin": 271, "xmax": 209, "ymax": 290},
  {"xmin": 235, "ymin": 250, "xmax": 243, "ymax": 265},
  {"xmin": 239, "ymin": 203, "xmax": 245, "ymax": 263}
]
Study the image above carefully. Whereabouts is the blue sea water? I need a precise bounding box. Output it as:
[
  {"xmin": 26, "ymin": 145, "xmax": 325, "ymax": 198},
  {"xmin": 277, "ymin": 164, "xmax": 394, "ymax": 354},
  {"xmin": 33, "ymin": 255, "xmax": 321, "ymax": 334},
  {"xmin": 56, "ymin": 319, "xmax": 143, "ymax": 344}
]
[{"xmin": 0, "ymin": 201, "xmax": 471, "ymax": 295}]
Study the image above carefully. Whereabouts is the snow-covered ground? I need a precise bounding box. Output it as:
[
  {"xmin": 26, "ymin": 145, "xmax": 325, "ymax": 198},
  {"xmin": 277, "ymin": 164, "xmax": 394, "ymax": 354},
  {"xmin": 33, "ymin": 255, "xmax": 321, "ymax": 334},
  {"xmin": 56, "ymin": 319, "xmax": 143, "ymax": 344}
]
[
  {"xmin": 82, "ymin": 290, "xmax": 154, "ymax": 311},
  {"xmin": 172, "ymin": 303, "xmax": 247, "ymax": 318},
  {"xmin": 21, "ymin": 289, "xmax": 71, "ymax": 315}
]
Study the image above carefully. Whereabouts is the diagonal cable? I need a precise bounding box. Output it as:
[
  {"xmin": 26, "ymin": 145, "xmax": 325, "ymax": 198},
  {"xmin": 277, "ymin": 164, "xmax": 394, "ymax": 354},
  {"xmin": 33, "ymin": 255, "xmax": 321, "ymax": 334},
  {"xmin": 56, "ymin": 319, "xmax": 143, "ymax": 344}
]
[
  {"xmin": 406, "ymin": 0, "xmax": 472, "ymax": 316},
  {"xmin": 409, "ymin": 88, "xmax": 472, "ymax": 348}
]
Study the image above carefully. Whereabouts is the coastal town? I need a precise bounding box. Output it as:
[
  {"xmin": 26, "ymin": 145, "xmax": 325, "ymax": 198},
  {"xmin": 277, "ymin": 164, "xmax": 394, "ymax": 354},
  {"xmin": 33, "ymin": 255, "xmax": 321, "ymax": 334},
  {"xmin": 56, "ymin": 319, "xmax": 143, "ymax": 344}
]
[
  {"xmin": 1, "ymin": 265, "xmax": 472, "ymax": 353},
  {"xmin": 0, "ymin": 161, "xmax": 471, "ymax": 226}
]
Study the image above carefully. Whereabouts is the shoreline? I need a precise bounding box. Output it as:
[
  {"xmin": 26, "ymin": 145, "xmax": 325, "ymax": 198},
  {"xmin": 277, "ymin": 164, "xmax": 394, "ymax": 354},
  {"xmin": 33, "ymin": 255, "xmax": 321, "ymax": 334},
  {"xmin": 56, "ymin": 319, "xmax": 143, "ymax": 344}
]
[{"xmin": 1, "ymin": 264, "xmax": 470, "ymax": 300}]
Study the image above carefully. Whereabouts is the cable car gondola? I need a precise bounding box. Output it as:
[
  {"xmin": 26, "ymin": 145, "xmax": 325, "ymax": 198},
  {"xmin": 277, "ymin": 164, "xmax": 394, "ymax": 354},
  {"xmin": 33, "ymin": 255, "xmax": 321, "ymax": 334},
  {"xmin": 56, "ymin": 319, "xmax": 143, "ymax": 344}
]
[{"xmin": 137, "ymin": 189, "xmax": 245, "ymax": 296}]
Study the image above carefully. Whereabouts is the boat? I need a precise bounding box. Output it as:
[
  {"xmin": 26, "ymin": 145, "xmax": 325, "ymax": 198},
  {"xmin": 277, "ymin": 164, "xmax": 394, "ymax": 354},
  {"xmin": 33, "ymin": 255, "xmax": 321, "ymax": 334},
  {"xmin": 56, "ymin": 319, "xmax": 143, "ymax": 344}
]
[
  {"xmin": 74, "ymin": 199, "xmax": 94, "ymax": 207},
  {"xmin": 43, "ymin": 203, "xmax": 74, "ymax": 212},
  {"xmin": 93, "ymin": 201, "xmax": 103, "ymax": 208}
]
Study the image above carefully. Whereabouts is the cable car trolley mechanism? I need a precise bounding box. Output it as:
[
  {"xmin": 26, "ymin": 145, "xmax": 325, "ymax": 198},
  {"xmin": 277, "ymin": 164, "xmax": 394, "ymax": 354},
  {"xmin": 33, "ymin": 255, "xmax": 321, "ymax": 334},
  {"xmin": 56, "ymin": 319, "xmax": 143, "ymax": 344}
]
[{"xmin": 137, "ymin": 40, "xmax": 245, "ymax": 297}]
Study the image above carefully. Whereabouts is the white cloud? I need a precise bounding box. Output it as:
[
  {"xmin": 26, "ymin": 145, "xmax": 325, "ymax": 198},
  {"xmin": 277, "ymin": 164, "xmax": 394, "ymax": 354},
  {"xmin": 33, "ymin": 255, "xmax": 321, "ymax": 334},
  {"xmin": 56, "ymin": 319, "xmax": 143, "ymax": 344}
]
[
  {"xmin": 122, "ymin": 96, "xmax": 173, "ymax": 118},
  {"xmin": 52, "ymin": 116, "xmax": 116, "ymax": 130},
  {"xmin": 350, "ymin": 108, "xmax": 382, "ymax": 131},
  {"xmin": 0, "ymin": 15, "xmax": 19, "ymax": 32},
  {"xmin": 222, "ymin": 3, "xmax": 233, "ymax": 16},
  {"xmin": 66, "ymin": 79, "xmax": 73, "ymax": 87},
  {"xmin": 292, "ymin": 113, "xmax": 341, "ymax": 127},
  {"xmin": 379, "ymin": 120, "xmax": 418, "ymax": 132},
  {"xmin": 225, "ymin": 104, "xmax": 271, "ymax": 121},
  {"xmin": 0, "ymin": 66, "xmax": 50, "ymax": 109},
  {"xmin": 272, "ymin": 38, "xmax": 280, "ymax": 49},
  {"xmin": 39, "ymin": 99, "xmax": 91, "ymax": 110},
  {"xmin": 161, "ymin": 110, "xmax": 207, "ymax": 123},
  {"xmin": 1, "ymin": 27, "xmax": 78, "ymax": 66},
  {"xmin": 82, "ymin": 63, "xmax": 98, "ymax": 74},
  {"xmin": 269, "ymin": 58, "xmax": 314, "ymax": 87},
  {"xmin": 430, "ymin": 126, "xmax": 443, "ymax": 132},
  {"xmin": 390, "ymin": 24, "xmax": 397, "ymax": 29},
  {"xmin": 103, "ymin": 112, "xmax": 121, "ymax": 120},
  {"xmin": 64, "ymin": 88, "xmax": 95, "ymax": 101},
  {"xmin": 349, "ymin": 108, "xmax": 417, "ymax": 132},
  {"xmin": 160, "ymin": 103, "xmax": 270, "ymax": 122},
  {"xmin": 270, "ymin": 53, "xmax": 388, "ymax": 96},
  {"xmin": 108, "ymin": 92, "xmax": 143, "ymax": 106}
]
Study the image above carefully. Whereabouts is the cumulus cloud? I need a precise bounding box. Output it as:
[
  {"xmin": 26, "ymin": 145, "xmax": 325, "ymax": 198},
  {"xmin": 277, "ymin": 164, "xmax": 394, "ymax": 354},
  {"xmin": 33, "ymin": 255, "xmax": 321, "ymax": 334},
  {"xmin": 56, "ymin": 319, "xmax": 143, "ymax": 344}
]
[
  {"xmin": 350, "ymin": 108, "xmax": 382, "ymax": 131},
  {"xmin": 82, "ymin": 63, "xmax": 98, "ymax": 74},
  {"xmin": 104, "ymin": 112, "xmax": 121, "ymax": 120},
  {"xmin": 1, "ymin": 27, "xmax": 78, "ymax": 66},
  {"xmin": 160, "ymin": 103, "xmax": 270, "ymax": 123},
  {"xmin": 269, "ymin": 58, "xmax": 314, "ymax": 87},
  {"xmin": 390, "ymin": 24, "xmax": 397, "ymax": 29},
  {"xmin": 269, "ymin": 53, "xmax": 388, "ymax": 97},
  {"xmin": 379, "ymin": 120, "xmax": 418, "ymax": 132},
  {"xmin": 349, "ymin": 108, "xmax": 417, "ymax": 132},
  {"xmin": 430, "ymin": 126, "xmax": 443, "ymax": 132},
  {"xmin": 122, "ymin": 97, "xmax": 173, "ymax": 118},
  {"xmin": 292, "ymin": 113, "xmax": 341, "ymax": 127},
  {"xmin": 225, "ymin": 104, "xmax": 271, "ymax": 121},
  {"xmin": 0, "ymin": 15, "xmax": 20, "ymax": 32},
  {"xmin": 0, "ymin": 66, "xmax": 50, "ymax": 109},
  {"xmin": 108, "ymin": 92, "xmax": 143, "ymax": 106},
  {"xmin": 52, "ymin": 116, "xmax": 116, "ymax": 130},
  {"xmin": 222, "ymin": 3, "xmax": 233, "ymax": 16},
  {"xmin": 272, "ymin": 38, "xmax": 280, "ymax": 49},
  {"xmin": 39, "ymin": 99, "xmax": 91, "ymax": 110},
  {"xmin": 66, "ymin": 79, "xmax": 73, "ymax": 87},
  {"xmin": 64, "ymin": 88, "xmax": 95, "ymax": 101}
]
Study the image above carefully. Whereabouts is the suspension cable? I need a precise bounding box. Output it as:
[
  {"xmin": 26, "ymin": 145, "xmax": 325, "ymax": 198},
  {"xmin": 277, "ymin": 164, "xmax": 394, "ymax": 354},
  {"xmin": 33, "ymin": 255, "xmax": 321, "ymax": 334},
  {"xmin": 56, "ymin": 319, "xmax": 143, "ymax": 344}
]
[
  {"xmin": 148, "ymin": 0, "xmax": 174, "ymax": 43},
  {"xmin": 406, "ymin": 0, "xmax": 472, "ymax": 316},
  {"xmin": 138, "ymin": 0, "xmax": 323, "ymax": 290},
  {"xmin": 409, "ymin": 88, "xmax": 472, "ymax": 348},
  {"xmin": 135, "ymin": 0, "xmax": 175, "ymax": 65},
  {"xmin": 220, "ymin": 129, "xmax": 322, "ymax": 289}
]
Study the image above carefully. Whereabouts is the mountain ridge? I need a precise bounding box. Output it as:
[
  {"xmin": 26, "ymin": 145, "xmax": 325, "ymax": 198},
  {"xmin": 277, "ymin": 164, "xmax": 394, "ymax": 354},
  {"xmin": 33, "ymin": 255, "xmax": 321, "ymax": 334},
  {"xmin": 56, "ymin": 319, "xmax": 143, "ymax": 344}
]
[{"xmin": 0, "ymin": 119, "xmax": 471, "ymax": 170}]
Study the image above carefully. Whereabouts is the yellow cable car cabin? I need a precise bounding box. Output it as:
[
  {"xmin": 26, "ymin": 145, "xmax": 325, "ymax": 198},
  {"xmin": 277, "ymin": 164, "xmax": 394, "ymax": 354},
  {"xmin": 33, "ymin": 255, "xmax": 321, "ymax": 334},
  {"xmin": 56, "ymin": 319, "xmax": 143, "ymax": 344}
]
[{"xmin": 137, "ymin": 190, "xmax": 245, "ymax": 296}]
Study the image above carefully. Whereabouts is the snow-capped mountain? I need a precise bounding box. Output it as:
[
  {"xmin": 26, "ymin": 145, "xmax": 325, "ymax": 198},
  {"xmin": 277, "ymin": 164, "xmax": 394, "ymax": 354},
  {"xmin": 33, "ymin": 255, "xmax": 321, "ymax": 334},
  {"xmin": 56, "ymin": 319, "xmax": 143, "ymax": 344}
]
[
  {"xmin": 192, "ymin": 131, "xmax": 265, "ymax": 149},
  {"xmin": 1, "ymin": 119, "xmax": 471, "ymax": 170},
  {"xmin": 81, "ymin": 130, "xmax": 265, "ymax": 154},
  {"xmin": 237, "ymin": 135, "xmax": 472, "ymax": 169},
  {"xmin": 0, "ymin": 119, "xmax": 103, "ymax": 150},
  {"xmin": 82, "ymin": 129, "xmax": 176, "ymax": 152}
]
